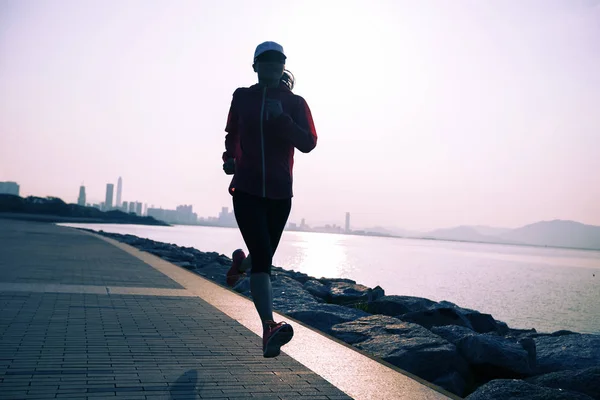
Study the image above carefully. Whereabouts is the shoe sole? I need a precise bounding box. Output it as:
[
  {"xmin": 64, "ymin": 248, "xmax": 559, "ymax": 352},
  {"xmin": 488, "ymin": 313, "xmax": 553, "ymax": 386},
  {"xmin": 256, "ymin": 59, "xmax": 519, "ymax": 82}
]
[{"xmin": 263, "ymin": 325, "xmax": 294, "ymax": 358}]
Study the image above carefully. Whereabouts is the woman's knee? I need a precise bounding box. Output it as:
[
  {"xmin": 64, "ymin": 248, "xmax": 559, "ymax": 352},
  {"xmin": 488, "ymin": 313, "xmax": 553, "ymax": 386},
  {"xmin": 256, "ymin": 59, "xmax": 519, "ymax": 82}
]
[{"xmin": 250, "ymin": 252, "xmax": 273, "ymax": 275}]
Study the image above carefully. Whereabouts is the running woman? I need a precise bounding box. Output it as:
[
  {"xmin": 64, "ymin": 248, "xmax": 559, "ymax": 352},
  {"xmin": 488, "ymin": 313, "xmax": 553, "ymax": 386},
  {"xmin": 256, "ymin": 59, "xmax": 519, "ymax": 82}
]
[{"xmin": 222, "ymin": 41, "xmax": 317, "ymax": 357}]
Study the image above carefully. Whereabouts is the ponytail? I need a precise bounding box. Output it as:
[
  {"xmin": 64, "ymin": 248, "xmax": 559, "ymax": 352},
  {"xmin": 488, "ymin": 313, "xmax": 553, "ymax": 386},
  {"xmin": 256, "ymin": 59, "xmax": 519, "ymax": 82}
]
[{"xmin": 281, "ymin": 69, "xmax": 295, "ymax": 91}]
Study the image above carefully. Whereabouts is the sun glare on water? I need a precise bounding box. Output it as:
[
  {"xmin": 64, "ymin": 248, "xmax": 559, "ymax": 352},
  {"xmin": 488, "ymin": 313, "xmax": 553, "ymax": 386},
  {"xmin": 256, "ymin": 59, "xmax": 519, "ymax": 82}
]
[{"xmin": 287, "ymin": 233, "xmax": 348, "ymax": 279}]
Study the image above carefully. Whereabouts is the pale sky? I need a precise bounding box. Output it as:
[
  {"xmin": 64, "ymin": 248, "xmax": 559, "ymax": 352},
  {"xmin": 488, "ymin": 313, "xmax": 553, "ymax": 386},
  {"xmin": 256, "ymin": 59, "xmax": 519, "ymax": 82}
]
[{"xmin": 1, "ymin": 0, "xmax": 599, "ymax": 231}]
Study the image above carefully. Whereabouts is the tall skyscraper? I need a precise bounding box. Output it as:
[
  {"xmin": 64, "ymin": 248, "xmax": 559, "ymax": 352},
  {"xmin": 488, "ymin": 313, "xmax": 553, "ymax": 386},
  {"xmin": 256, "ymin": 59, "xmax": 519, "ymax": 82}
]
[
  {"xmin": 345, "ymin": 212, "xmax": 351, "ymax": 232},
  {"xmin": 105, "ymin": 184, "xmax": 114, "ymax": 210},
  {"xmin": 135, "ymin": 202, "xmax": 142, "ymax": 216},
  {"xmin": 77, "ymin": 186, "xmax": 86, "ymax": 206},
  {"xmin": 116, "ymin": 177, "xmax": 122, "ymax": 207}
]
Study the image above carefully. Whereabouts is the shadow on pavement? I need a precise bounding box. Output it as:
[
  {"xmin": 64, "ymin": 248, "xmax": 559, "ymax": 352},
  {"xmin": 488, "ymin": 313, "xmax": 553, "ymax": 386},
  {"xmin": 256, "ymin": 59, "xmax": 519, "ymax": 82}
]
[{"xmin": 170, "ymin": 369, "xmax": 201, "ymax": 399}]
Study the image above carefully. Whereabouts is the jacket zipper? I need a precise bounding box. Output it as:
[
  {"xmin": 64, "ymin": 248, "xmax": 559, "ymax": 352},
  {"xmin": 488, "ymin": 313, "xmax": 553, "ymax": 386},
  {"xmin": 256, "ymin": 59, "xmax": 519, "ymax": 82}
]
[{"xmin": 260, "ymin": 86, "xmax": 267, "ymax": 198}]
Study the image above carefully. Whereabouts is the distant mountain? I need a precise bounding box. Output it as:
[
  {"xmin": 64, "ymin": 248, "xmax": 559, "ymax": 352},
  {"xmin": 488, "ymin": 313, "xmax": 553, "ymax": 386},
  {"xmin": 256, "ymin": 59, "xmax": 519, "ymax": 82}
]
[
  {"xmin": 470, "ymin": 225, "xmax": 512, "ymax": 237},
  {"xmin": 360, "ymin": 226, "xmax": 394, "ymax": 235},
  {"xmin": 421, "ymin": 225, "xmax": 522, "ymax": 245},
  {"xmin": 363, "ymin": 226, "xmax": 421, "ymax": 237},
  {"xmin": 498, "ymin": 220, "xmax": 600, "ymax": 250},
  {"xmin": 414, "ymin": 220, "xmax": 600, "ymax": 250}
]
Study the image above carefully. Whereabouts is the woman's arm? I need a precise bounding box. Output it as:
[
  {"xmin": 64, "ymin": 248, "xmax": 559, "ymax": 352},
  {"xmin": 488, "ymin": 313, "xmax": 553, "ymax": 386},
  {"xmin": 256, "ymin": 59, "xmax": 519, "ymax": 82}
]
[
  {"xmin": 271, "ymin": 96, "xmax": 317, "ymax": 153},
  {"xmin": 223, "ymin": 90, "xmax": 241, "ymax": 162}
]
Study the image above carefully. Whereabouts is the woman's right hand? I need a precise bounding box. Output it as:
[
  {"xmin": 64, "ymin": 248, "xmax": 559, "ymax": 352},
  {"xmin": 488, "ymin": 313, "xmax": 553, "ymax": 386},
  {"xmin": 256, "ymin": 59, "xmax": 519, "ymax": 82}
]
[{"xmin": 223, "ymin": 158, "xmax": 235, "ymax": 175}]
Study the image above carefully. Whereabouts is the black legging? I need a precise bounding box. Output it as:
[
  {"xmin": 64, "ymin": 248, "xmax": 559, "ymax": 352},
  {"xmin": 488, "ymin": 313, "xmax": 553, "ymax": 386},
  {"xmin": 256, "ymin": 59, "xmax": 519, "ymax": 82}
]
[{"xmin": 233, "ymin": 190, "xmax": 291, "ymax": 275}]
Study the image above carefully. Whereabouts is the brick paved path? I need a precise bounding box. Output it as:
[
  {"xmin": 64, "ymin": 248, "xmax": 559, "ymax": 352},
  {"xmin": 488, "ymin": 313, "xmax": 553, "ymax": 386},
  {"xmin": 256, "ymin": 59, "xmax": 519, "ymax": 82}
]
[{"xmin": 0, "ymin": 220, "xmax": 352, "ymax": 400}]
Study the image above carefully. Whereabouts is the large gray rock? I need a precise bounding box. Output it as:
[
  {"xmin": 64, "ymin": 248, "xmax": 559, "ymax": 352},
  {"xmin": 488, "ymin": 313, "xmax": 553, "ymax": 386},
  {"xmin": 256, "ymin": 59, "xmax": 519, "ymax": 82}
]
[
  {"xmin": 331, "ymin": 315, "xmax": 469, "ymax": 396},
  {"xmin": 283, "ymin": 269, "xmax": 311, "ymax": 284},
  {"xmin": 140, "ymin": 240, "xmax": 222, "ymax": 268},
  {"xmin": 232, "ymin": 277, "xmax": 251, "ymax": 295},
  {"xmin": 431, "ymin": 325, "xmax": 477, "ymax": 345},
  {"xmin": 433, "ymin": 326, "xmax": 536, "ymax": 382},
  {"xmin": 400, "ymin": 307, "xmax": 475, "ymax": 330},
  {"xmin": 534, "ymin": 334, "xmax": 600, "ymax": 374},
  {"xmin": 432, "ymin": 372, "xmax": 469, "ymax": 399},
  {"xmin": 327, "ymin": 281, "xmax": 385, "ymax": 305},
  {"xmin": 117, "ymin": 233, "xmax": 144, "ymax": 246},
  {"xmin": 435, "ymin": 301, "xmax": 509, "ymax": 334},
  {"xmin": 519, "ymin": 337, "xmax": 537, "ymax": 368},
  {"xmin": 526, "ymin": 367, "xmax": 600, "ymax": 400},
  {"xmin": 319, "ymin": 277, "xmax": 356, "ymax": 285},
  {"xmin": 466, "ymin": 312, "xmax": 509, "ymax": 335},
  {"xmin": 303, "ymin": 280, "xmax": 330, "ymax": 301},
  {"xmin": 147, "ymin": 248, "xmax": 182, "ymax": 260},
  {"xmin": 171, "ymin": 261, "xmax": 194, "ymax": 269},
  {"xmin": 466, "ymin": 379, "xmax": 594, "ymax": 399},
  {"xmin": 549, "ymin": 330, "xmax": 579, "ymax": 337},
  {"xmin": 287, "ymin": 304, "xmax": 370, "ymax": 334},
  {"xmin": 368, "ymin": 295, "xmax": 437, "ymax": 316},
  {"xmin": 271, "ymin": 275, "xmax": 321, "ymax": 314},
  {"xmin": 457, "ymin": 333, "xmax": 535, "ymax": 378},
  {"xmin": 505, "ymin": 327, "xmax": 539, "ymax": 341},
  {"xmin": 214, "ymin": 254, "xmax": 231, "ymax": 265}
]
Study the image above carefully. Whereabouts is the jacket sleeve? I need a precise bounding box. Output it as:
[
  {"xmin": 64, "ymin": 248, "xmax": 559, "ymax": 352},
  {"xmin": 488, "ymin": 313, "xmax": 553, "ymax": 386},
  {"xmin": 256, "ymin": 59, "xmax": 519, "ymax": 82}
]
[
  {"xmin": 272, "ymin": 96, "xmax": 317, "ymax": 153},
  {"xmin": 223, "ymin": 90, "xmax": 240, "ymax": 162}
]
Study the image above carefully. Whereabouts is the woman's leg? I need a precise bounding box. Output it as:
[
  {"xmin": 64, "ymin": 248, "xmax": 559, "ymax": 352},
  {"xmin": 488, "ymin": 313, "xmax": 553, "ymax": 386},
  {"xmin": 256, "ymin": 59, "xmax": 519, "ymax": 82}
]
[
  {"xmin": 266, "ymin": 197, "xmax": 292, "ymax": 255},
  {"xmin": 251, "ymin": 196, "xmax": 291, "ymax": 328},
  {"xmin": 232, "ymin": 191, "xmax": 274, "ymax": 327}
]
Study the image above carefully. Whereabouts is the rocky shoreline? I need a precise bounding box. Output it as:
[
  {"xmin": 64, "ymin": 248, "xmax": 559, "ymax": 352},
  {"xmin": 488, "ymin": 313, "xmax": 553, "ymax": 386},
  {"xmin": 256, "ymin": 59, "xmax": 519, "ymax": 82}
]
[{"xmin": 87, "ymin": 229, "xmax": 600, "ymax": 399}]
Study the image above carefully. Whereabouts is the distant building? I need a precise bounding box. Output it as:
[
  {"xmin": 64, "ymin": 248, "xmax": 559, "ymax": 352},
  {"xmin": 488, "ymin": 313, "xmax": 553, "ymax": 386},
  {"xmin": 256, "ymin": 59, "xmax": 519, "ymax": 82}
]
[
  {"xmin": 128, "ymin": 202, "xmax": 135, "ymax": 213},
  {"xmin": 147, "ymin": 208, "xmax": 165, "ymax": 221},
  {"xmin": 314, "ymin": 223, "xmax": 343, "ymax": 234},
  {"xmin": 218, "ymin": 207, "xmax": 236, "ymax": 227},
  {"xmin": 345, "ymin": 212, "xmax": 351, "ymax": 232},
  {"xmin": 175, "ymin": 205, "xmax": 194, "ymax": 223},
  {"xmin": 148, "ymin": 205, "xmax": 198, "ymax": 224},
  {"xmin": 122, "ymin": 201, "xmax": 129, "ymax": 212},
  {"xmin": 77, "ymin": 186, "xmax": 86, "ymax": 206},
  {"xmin": 105, "ymin": 184, "xmax": 114, "ymax": 210},
  {"xmin": 0, "ymin": 181, "xmax": 20, "ymax": 196},
  {"xmin": 143, "ymin": 203, "xmax": 148, "ymax": 216},
  {"xmin": 116, "ymin": 177, "xmax": 123, "ymax": 207},
  {"xmin": 135, "ymin": 202, "xmax": 142, "ymax": 216}
]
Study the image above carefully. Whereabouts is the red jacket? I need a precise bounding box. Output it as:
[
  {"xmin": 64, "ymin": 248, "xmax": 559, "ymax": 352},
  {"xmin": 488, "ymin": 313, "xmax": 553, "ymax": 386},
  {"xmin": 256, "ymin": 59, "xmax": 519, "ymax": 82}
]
[{"xmin": 223, "ymin": 83, "xmax": 317, "ymax": 199}]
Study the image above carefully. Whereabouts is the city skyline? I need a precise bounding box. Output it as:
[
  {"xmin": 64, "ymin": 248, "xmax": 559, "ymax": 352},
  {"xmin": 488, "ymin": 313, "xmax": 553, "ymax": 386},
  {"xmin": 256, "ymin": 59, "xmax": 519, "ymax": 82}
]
[
  {"xmin": 74, "ymin": 177, "xmax": 356, "ymax": 231},
  {"xmin": 6, "ymin": 175, "xmax": 600, "ymax": 233},
  {"xmin": 4, "ymin": 178, "xmax": 600, "ymax": 243}
]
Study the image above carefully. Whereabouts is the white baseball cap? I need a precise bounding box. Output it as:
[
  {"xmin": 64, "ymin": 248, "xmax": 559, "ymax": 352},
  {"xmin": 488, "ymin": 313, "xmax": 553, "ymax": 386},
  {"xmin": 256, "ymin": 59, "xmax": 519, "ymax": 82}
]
[{"xmin": 254, "ymin": 41, "xmax": 286, "ymax": 62}]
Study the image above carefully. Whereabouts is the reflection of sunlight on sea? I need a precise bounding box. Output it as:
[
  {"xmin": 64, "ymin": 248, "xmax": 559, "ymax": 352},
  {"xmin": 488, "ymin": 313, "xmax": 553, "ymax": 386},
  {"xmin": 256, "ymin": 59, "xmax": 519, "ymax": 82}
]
[{"xmin": 289, "ymin": 233, "xmax": 347, "ymax": 279}]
